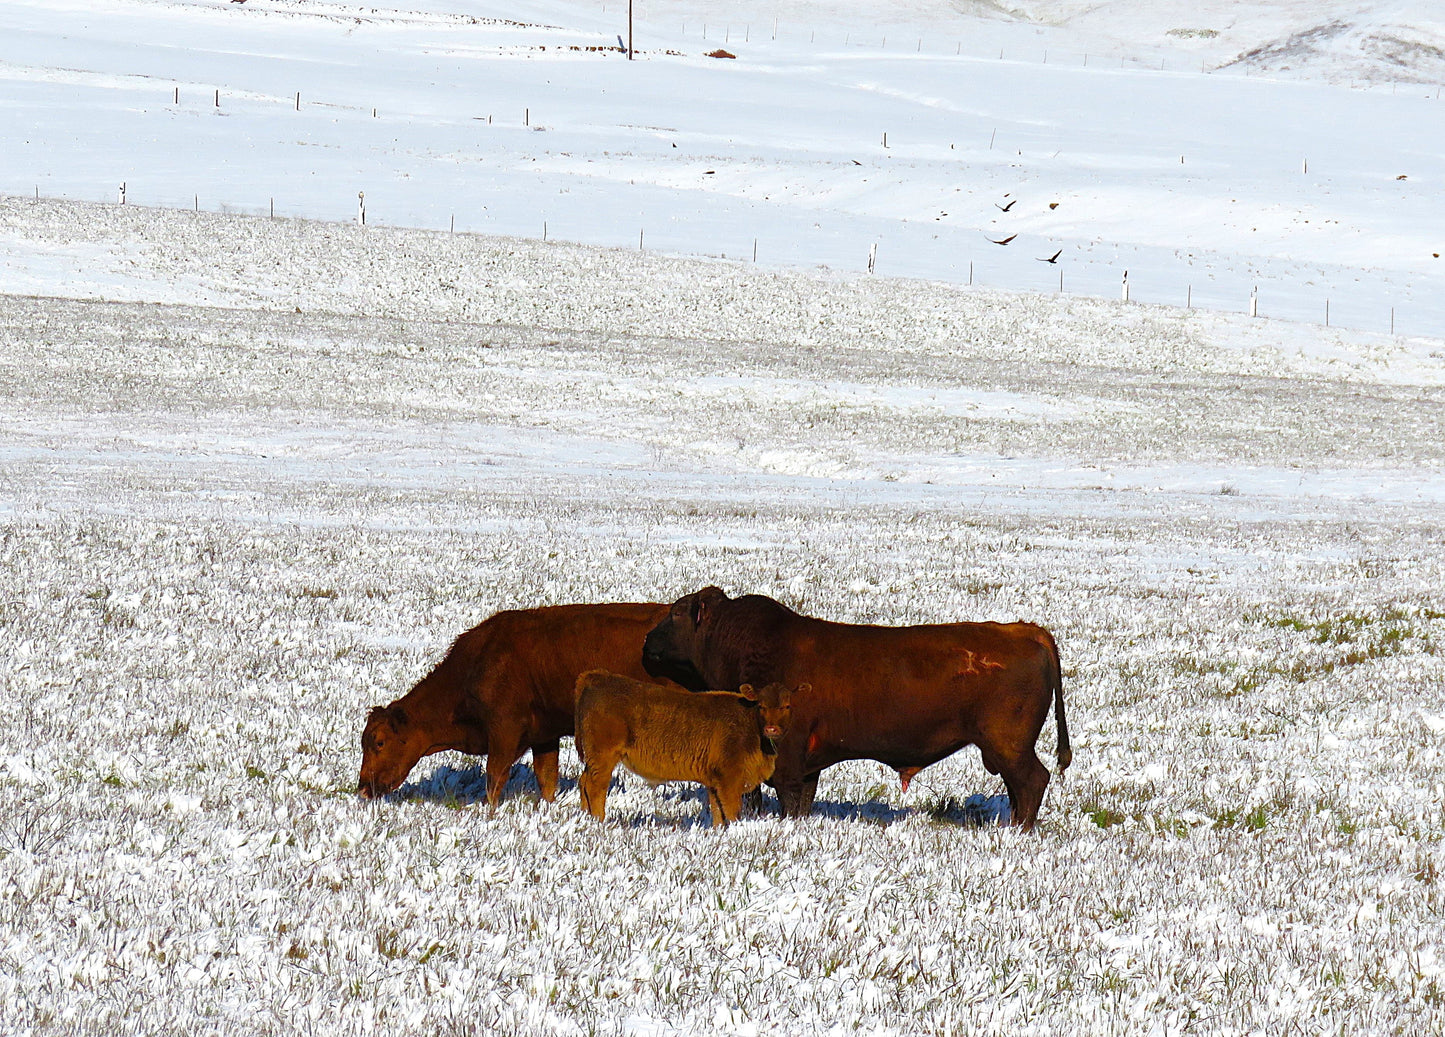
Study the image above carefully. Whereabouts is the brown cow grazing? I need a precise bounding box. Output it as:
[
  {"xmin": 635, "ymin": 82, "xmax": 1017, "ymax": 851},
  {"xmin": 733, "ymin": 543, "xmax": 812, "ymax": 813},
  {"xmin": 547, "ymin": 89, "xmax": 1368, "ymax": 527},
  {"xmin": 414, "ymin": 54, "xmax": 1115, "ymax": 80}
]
[
  {"xmin": 574, "ymin": 670, "xmax": 802, "ymax": 827},
  {"xmin": 641, "ymin": 586, "xmax": 1070, "ymax": 830},
  {"xmin": 358, "ymin": 603, "xmax": 671, "ymax": 805}
]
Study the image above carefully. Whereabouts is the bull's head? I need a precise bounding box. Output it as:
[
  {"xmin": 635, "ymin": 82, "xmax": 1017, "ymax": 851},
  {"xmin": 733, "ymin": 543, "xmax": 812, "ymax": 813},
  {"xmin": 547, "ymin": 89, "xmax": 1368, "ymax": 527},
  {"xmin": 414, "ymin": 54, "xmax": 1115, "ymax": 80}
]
[
  {"xmin": 641, "ymin": 585, "xmax": 729, "ymax": 689},
  {"xmin": 357, "ymin": 704, "xmax": 427, "ymax": 798}
]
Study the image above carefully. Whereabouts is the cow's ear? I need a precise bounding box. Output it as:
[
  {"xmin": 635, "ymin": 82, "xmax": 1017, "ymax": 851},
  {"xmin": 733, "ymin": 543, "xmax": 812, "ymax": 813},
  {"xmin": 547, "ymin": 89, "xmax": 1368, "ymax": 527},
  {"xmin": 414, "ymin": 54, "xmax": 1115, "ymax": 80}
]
[
  {"xmin": 796, "ymin": 683, "xmax": 812, "ymax": 696},
  {"xmin": 389, "ymin": 706, "xmax": 409, "ymax": 731},
  {"xmin": 737, "ymin": 683, "xmax": 757, "ymax": 700}
]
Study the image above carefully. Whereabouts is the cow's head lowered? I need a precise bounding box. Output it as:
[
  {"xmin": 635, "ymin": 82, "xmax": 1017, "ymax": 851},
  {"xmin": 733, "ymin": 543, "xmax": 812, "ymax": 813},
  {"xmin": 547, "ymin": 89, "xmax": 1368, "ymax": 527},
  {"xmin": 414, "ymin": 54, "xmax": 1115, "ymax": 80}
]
[
  {"xmin": 357, "ymin": 705, "xmax": 430, "ymax": 799},
  {"xmin": 642, "ymin": 586, "xmax": 730, "ymax": 688}
]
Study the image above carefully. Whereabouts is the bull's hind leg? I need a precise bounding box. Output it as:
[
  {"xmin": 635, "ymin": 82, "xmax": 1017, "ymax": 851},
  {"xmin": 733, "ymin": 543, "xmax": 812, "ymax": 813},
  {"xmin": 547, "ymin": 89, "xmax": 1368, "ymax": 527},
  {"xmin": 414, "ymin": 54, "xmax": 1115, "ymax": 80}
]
[
  {"xmin": 990, "ymin": 748, "xmax": 1050, "ymax": 832},
  {"xmin": 531, "ymin": 739, "xmax": 561, "ymax": 803}
]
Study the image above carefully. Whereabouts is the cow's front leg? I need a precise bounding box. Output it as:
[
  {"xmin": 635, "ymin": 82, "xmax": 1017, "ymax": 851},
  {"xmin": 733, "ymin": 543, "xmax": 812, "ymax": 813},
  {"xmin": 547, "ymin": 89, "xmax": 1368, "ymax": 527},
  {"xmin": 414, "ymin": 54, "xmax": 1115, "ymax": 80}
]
[
  {"xmin": 531, "ymin": 739, "xmax": 561, "ymax": 802},
  {"xmin": 484, "ymin": 726, "xmax": 528, "ymax": 807}
]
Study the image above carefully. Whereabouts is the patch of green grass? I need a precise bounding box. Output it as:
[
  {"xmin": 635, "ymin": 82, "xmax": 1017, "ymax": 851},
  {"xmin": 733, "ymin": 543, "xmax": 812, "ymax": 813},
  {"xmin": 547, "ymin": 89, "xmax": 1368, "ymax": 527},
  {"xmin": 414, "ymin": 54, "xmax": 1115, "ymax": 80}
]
[
  {"xmin": 1211, "ymin": 807, "xmax": 1241, "ymax": 830},
  {"xmin": 1087, "ymin": 805, "xmax": 1126, "ymax": 829}
]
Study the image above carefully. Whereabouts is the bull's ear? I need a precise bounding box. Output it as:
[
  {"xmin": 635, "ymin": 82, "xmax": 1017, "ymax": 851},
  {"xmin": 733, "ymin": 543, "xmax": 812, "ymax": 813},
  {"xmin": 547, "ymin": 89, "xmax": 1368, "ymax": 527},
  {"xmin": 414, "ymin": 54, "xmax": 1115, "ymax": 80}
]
[
  {"xmin": 738, "ymin": 683, "xmax": 757, "ymax": 700},
  {"xmin": 693, "ymin": 585, "xmax": 726, "ymax": 627}
]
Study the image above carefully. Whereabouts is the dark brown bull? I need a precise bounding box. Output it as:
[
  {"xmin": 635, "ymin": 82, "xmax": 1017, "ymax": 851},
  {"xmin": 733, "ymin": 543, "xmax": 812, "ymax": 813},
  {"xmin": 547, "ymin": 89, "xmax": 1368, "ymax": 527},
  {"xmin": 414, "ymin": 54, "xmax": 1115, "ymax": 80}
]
[
  {"xmin": 358, "ymin": 602, "xmax": 671, "ymax": 804},
  {"xmin": 641, "ymin": 586, "xmax": 1070, "ymax": 829},
  {"xmin": 574, "ymin": 670, "xmax": 800, "ymax": 827}
]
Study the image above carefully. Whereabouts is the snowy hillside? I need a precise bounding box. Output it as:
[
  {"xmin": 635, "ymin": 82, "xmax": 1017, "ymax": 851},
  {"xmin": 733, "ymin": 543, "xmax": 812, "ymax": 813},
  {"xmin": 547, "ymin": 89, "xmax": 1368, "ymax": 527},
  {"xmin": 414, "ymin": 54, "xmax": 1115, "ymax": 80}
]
[
  {"xmin": 2, "ymin": 0, "xmax": 1443, "ymax": 332},
  {"xmin": 2, "ymin": 1, "xmax": 1445, "ymax": 1034}
]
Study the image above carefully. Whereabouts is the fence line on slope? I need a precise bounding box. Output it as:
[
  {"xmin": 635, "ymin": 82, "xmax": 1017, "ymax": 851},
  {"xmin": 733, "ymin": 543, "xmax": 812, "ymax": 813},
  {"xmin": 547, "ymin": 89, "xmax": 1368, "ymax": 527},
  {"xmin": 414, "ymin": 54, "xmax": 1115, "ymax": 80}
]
[{"xmin": 11, "ymin": 184, "xmax": 1430, "ymax": 342}]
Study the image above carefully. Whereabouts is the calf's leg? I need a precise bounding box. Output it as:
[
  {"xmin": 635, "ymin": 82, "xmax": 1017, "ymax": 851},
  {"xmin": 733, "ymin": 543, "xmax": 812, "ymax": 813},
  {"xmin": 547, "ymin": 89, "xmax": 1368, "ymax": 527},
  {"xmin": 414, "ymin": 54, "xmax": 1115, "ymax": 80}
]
[
  {"xmin": 709, "ymin": 782, "xmax": 745, "ymax": 828},
  {"xmin": 705, "ymin": 787, "xmax": 729, "ymax": 827},
  {"xmin": 772, "ymin": 756, "xmax": 822, "ymax": 818},
  {"xmin": 579, "ymin": 750, "xmax": 621, "ymax": 821}
]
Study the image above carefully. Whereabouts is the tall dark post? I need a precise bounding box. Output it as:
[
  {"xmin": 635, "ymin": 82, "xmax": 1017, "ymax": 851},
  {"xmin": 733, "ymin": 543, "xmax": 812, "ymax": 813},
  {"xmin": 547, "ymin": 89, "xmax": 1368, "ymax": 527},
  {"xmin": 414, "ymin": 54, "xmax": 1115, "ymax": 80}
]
[{"xmin": 628, "ymin": 0, "xmax": 633, "ymax": 59}]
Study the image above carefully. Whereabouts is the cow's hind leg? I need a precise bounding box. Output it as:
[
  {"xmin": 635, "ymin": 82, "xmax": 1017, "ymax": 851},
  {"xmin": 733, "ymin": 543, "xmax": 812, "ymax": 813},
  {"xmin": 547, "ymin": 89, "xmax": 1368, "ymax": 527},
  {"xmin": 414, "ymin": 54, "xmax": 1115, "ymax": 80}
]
[{"xmin": 531, "ymin": 739, "xmax": 561, "ymax": 803}]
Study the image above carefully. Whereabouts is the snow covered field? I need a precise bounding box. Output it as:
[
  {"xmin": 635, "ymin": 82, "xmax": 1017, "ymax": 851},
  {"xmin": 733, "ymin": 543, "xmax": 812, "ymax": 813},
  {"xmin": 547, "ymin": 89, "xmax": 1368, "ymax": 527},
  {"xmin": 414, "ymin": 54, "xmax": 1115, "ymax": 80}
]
[
  {"xmin": 3, "ymin": 1, "xmax": 1445, "ymax": 1034},
  {"xmin": 3, "ymin": 192, "xmax": 1444, "ymax": 1034}
]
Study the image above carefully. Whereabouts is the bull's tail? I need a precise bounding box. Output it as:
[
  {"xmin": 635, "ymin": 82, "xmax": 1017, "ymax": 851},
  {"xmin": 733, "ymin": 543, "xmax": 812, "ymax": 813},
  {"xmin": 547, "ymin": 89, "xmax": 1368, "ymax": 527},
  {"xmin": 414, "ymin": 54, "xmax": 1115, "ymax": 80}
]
[{"xmin": 1041, "ymin": 628, "xmax": 1072, "ymax": 773}]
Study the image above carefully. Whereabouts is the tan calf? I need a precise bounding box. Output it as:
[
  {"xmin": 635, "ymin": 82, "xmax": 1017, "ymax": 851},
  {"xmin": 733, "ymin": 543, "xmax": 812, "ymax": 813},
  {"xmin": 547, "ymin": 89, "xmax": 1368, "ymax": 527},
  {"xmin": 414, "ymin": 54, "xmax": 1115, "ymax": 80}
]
[{"xmin": 575, "ymin": 670, "xmax": 802, "ymax": 827}]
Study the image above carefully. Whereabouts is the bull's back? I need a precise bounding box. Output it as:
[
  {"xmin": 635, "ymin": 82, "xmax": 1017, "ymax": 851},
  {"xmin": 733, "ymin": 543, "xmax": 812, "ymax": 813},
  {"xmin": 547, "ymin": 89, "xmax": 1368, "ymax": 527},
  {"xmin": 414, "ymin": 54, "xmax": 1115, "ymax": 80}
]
[
  {"xmin": 787, "ymin": 617, "xmax": 1048, "ymax": 689},
  {"xmin": 767, "ymin": 618, "xmax": 1053, "ymax": 757}
]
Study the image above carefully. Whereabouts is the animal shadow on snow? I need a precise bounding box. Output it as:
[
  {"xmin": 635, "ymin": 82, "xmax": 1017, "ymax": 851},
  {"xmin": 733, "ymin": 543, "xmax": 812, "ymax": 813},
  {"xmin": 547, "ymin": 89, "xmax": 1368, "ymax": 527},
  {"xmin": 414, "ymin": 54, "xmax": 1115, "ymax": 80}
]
[
  {"xmin": 812, "ymin": 791, "xmax": 1011, "ymax": 827},
  {"xmin": 606, "ymin": 781, "xmax": 756, "ymax": 830},
  {"xmin": 389, "ymin": 765, "xmax": 1011, "ymax": 827},
  {"xmin": 395, "ymin": 762, "xmax": 575, "ymax": 806},
  {"xmin": 611, "ymin": 784, "xmax": 1014, "ymax": 828}
]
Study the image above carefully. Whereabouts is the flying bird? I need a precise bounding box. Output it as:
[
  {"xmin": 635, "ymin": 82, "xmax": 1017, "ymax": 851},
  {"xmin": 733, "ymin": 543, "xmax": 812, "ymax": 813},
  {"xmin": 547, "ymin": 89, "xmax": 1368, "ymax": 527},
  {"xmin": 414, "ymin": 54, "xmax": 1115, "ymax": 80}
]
[
  {"xmin": 1037, "ymin": 249, "xmax": 1062, "ymax": 264},
  {"xmin": 996, "ymin": 199, "xmax": 1017, "ymax": 212},
  {"xmin": 988, "ymin": 234, "xmax": 1017, "ymax": 246}
]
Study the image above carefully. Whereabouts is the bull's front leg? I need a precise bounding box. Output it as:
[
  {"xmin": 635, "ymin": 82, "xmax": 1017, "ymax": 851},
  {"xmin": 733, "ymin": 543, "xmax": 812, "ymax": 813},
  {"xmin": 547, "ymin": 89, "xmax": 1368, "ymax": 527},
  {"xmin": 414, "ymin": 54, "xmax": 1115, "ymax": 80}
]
[
  {"xmin": 771, "ymin": 758, "xmax": 820, "ymax": 818},
  {"xmin": 741, "ymin": 787, "xmax": 766, "ymax": 817}
]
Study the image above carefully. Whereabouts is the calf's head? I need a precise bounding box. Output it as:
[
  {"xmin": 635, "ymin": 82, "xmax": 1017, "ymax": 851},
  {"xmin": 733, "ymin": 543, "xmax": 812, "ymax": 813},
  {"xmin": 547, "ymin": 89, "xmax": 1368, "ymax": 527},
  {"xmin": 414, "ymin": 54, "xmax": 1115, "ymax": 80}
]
[
  {"xmin": 741, "ymin": 681, "xmax": 803, "ymax": 744},
  {"xmin": 642, "ymin": 585, "xmax": 729, "ymax": 687},
  {"xmin": 357, "ymin": 705, "xmax": 428, "ymax": 799}
]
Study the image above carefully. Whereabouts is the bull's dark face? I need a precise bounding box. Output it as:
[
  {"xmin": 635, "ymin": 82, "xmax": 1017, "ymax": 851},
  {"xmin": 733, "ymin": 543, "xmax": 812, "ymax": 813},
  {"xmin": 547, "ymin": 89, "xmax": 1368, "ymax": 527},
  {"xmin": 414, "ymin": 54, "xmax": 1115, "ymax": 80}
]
[
  {"xmin": 641, "ymin": 586, "xmax": 727, "ymax": 690},
  {"xmin": 357, "ymin": 705, "xmax": 426, "ymax": 798}
]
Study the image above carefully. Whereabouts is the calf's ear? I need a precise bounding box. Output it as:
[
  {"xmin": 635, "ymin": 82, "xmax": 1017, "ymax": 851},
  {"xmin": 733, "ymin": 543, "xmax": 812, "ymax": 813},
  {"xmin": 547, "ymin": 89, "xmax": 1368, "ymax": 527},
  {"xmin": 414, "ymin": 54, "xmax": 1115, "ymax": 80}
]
[
  {"xmin": 388, "ymin": 706, "xmax": 409, "ymax": 732},
  {"xmin": 795, "ymin": 683, "xmax": 812, "ymax": 696},
  {"xmin": 737, "ymin": 684, "xmax": 757, "ymax": 700}
]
